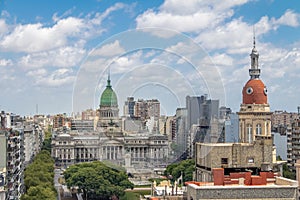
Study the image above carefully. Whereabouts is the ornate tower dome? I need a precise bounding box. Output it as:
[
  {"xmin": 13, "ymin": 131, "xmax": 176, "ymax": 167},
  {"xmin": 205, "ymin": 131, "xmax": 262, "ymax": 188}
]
[
  {"xmin": 242, "ymin": 36, "xmax": 268, "ymax": 104},
  {"xmin": 100, "ymin": 77, "xmax": 118, "ymax": 107},
  {"xmin": 98, "ymin": 74, "xmax": 119, "ymax": 120},
  {"xmin": 238, "ymin": 35, "xmax": 272, "ymax": 144}
]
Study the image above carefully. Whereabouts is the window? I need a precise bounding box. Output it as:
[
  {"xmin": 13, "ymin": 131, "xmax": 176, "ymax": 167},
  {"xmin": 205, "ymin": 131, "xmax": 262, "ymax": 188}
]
[
  {"xmin": 221, "ymin": 158, "xmax": 228, "ymax": 164},
  {"xmin": 256, "ymin": 124, "xmax": 262, "ymax": 135},
  {"xmin": 248, "ymin": 158, "xmax": 254, "ymax": 163},
  {"xmin": 247, "ymin": 124, "xmax": 252, "ymax": 143}
]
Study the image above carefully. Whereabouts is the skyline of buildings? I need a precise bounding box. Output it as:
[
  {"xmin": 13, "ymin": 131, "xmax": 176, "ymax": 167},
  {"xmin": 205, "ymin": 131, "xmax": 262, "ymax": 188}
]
[
  {"xmin": 1, "ymin": 1, "xmax": 300, "ymax": 199},
  {"xmin": 2, "ymin": 1, "xmax": 300, "ymax": 117},
  {"xmin": 1, "ymin": 33, "xmax": 300, "ymax": 200}
]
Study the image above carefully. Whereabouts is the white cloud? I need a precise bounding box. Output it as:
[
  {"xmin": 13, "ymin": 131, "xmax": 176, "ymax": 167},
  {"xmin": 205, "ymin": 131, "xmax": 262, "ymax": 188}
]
[
  {"xmin": 196, "ymin": 18, "xmax": 253, "ymax": 53},
  {"xmin": 160, "ymin": 0, "xmax": 249, "ymax": 14},
  {"xmin": 0, "ymin": 58, "xmax": 12, "ymax": 66},
  {"xmin": 91, "ymin": 40, "xmax": 125, "ymax": 57},
  {"xmin": 0, "ymin": 17, "xmax": 85, "ymax": 53},
  {"xmin": 136, "ymin": 0, "xmax": 251, "ymax": 34},
  {"xmin": 110, "ymin": 50, "xmax": 143, "ymax": 73},
  {"xmin": 0, "ymin": 3, "xmax": 126, "ymax": 53},
  {"xmin": 35, "ymin": 68, "xmax": 76, "ymax": 86},
  {"xmin": 209, "ymin": 53, "xmax": 234, "ymax": 67},
  {"xmin": 96, "ymin": 3, "xmax": 125, "ymax": 23},
  {"xmin": 26, "ymin": 68, "xmax": 47, "ymax": 77},
  {"xmin": 0, "ymin": 19, "xmax": 8, "ymax": 36},
  {"xmin": 137, "ymin": 10, "xmax": 231, "ymax": 33},
  {"xmin": 275, "ymin": 9, "xmax": 300, "ymax": 27},
  {"xmin": 18, "ymin": 45, "xmax": 86, "ymax": 69}
]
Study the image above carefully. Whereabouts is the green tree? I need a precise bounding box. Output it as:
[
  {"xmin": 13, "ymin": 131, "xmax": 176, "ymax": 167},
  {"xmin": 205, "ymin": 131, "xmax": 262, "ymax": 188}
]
[
  {"xmin": 64, "ymin": 161, "xmax": 134, "ymax": 200},
  {"xmin": 282, "ymin": 163, "xmax": 296, "ymax": 180},
  {"xmin": 42, "ymin": 129, "xmax": 52, "ymax": 153},
  {"xmin": 21, "ymin": 150, "xmax": 56, "ymax": 200},
  {"xmin": 277, "ymin": 155, "xmax": 296, "ymax": 180},
  {"xmin": 164, "ymin": 159, "xmax": 195, "ymax": 184},
  {"xmin": 21, "ymin": 186, "xmax": 56, "ymax": 200}
]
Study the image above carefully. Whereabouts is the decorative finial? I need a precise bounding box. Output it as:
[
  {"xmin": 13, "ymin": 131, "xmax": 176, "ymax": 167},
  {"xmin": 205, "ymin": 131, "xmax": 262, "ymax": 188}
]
[
  {"xmin": 253, "ymin": 25, "xmax": 256, "ymax": 48},
  {"xmin": 107, "ymin": 67, "xmax": 111, "ymax": 87},
  {"xmin": 249, "ymin": 26, "xmax": 260, "ymax": 79}
]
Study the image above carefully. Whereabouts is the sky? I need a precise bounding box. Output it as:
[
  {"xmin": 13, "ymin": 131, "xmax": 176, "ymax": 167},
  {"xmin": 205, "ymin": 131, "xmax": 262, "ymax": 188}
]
[{"xmin": 1, "ymin": 0, "xmax": 300, "ymax": 116}]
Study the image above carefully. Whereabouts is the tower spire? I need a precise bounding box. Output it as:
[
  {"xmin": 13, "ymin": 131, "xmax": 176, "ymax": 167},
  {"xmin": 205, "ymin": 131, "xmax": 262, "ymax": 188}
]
[
  {"xmin": 249, "ymin": 27, "xmax": 260, "ymax": 79},
  {"xmin": 107, "ymin": 67, "xmax": 111, "ymax": 87},
  {"xmin": 253, "ymin": 26, "xmax": 256, "ymax": 49}
]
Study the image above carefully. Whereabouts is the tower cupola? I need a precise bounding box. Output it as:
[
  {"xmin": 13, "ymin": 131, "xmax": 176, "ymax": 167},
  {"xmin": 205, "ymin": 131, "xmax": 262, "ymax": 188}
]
[{"xmin": 242, "ymin": 36, "xmax": 267, "ymax": 105}]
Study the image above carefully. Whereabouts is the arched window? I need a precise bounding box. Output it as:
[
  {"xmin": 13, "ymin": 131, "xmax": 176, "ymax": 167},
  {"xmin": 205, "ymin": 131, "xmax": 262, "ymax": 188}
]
[
  {"xmin": 256, "ymin": 124, "xmax": 262, "ymax": 135},
  {"xmin": 246, "ymin": 124, "xmax": 252, "ymax": 143}
]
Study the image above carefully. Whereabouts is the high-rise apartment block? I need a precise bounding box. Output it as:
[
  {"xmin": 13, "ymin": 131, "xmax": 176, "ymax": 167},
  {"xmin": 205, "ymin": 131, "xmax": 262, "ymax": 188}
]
[
  {"xmin": 287, "ymin": 118, "xmax": 300, "ymax": 171},
  {"xmin": 0, "ymin": 111, "xmax": 44, "ymax": 200},
  {"xmin": 0, "ymin": 129, "xmax": 25, "ymax": 200},
  {"xmin": 123, "ymin": 97, "xmax": 160, "ymax": 121},
  {"xmin": 271, "ymin": 110, "xmax": 298, "ymax": 134}
]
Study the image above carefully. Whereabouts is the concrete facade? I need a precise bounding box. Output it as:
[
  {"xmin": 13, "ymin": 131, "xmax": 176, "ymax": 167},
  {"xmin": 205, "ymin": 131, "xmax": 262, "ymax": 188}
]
[
  {"xmin": 0, "ymin": 129, "xmax": 25, "ymax": 200},
  {"xmin": 187, "ymin": 168, "xmax": 298, "ymax": 200},
  {"xmin": 187, "ymin": 183, "xmax": 298, "ymax": 200},
  {"xmin": 287, "ymin": 118, "xmax": 300, "ymax": 171},
  {"xmin": 195, "ymin": 136, "xmax": 274, "ymax": 182},
  {"xmin": 23, "ymin": 124, "xmax": 44, "ymax": 165},
  {"xmin": 238, "ymin": 104, "xmax": 272, "ymax": 143},
  {"xmin": 51, "ymin": 131, "xmax": 169, "ymax": 172}
]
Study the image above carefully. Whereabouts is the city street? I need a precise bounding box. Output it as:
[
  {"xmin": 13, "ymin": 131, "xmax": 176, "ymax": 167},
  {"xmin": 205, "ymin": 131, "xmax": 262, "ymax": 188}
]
[{"xmin": 54, "ymin": 168, "xmax": 62, "ymax": 200}]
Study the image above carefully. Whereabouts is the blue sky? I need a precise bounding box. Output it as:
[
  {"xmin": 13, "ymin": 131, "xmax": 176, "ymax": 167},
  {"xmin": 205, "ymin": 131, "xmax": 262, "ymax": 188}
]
[{"xmin": 1, "ymin": 0, "xmax": 300, "ymax": 116}]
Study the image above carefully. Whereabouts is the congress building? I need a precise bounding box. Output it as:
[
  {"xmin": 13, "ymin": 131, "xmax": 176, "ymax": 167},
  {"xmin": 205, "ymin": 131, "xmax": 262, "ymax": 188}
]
[{"xmin": 51, "ymin": 76, "xmax": 169, "ymax": 173}]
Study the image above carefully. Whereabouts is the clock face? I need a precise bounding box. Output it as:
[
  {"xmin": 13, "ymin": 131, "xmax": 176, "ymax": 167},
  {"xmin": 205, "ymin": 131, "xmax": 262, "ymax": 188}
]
[
  {"xmin": 264, "ymin": 87, "xmax": 267, "ymax": 95},
  {"xmin": 246, "ymin": 87, "xmax": 253, "ymax": 95}
]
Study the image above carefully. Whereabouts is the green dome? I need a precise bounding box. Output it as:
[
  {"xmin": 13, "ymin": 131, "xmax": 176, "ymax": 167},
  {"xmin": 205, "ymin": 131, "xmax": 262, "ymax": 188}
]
[{"xmin": 100, "ymin": 79, "xmax": 118, "ymax": 107}]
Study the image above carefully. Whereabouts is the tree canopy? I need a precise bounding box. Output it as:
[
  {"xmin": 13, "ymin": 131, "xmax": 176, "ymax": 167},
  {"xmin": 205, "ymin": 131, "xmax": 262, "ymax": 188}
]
[
  {"xmin": 21, "ymin": 150, "xmax": 56, "ymax": 200},
  {"xmin": 41, "ymin": 128, "xmax": 52, "ymax": 153},
  {"xmin": 64, "ymin": 161, "xmax": 134, "ymax": 200},
  {"xmin": 164, "ymin": 159, "xmax": 195, "ymax": 184}
]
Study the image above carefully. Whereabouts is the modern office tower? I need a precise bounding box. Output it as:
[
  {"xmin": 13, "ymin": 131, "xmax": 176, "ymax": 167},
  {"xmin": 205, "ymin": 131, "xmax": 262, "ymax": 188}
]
[
  {"xmin": 123, "ymin": 97, "xmax": 135, "ymax": 118},
  {"xmin": 174, "ymin": 108, "xmax": 187, "ymax": 159},
  {"xmin": 225, "ymin": 113, "xmax": 239, "ymax": 143},
  {"xmin": 186, "ymin": 95, "xmax": 219, "ymax": 132},
  {"xmin": 219, "ymin": 106, "xmax": 232, "ymax": 120}
]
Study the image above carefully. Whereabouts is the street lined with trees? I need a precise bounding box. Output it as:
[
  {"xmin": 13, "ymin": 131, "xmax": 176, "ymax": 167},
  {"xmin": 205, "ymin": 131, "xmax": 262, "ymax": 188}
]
[{"xmin": 21, "ymin": 150, "xmax": 56, "ymax": 200}]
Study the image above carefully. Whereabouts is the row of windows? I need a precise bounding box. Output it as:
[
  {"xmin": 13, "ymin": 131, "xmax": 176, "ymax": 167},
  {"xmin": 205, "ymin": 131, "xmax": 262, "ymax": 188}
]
[
  {"xmin": 58, "ymin": 140, "xmax": 98, "ymax": 145},
  {"xmin": 221, "ymin": 157, "xmax": 254, "ymax": 164}
]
